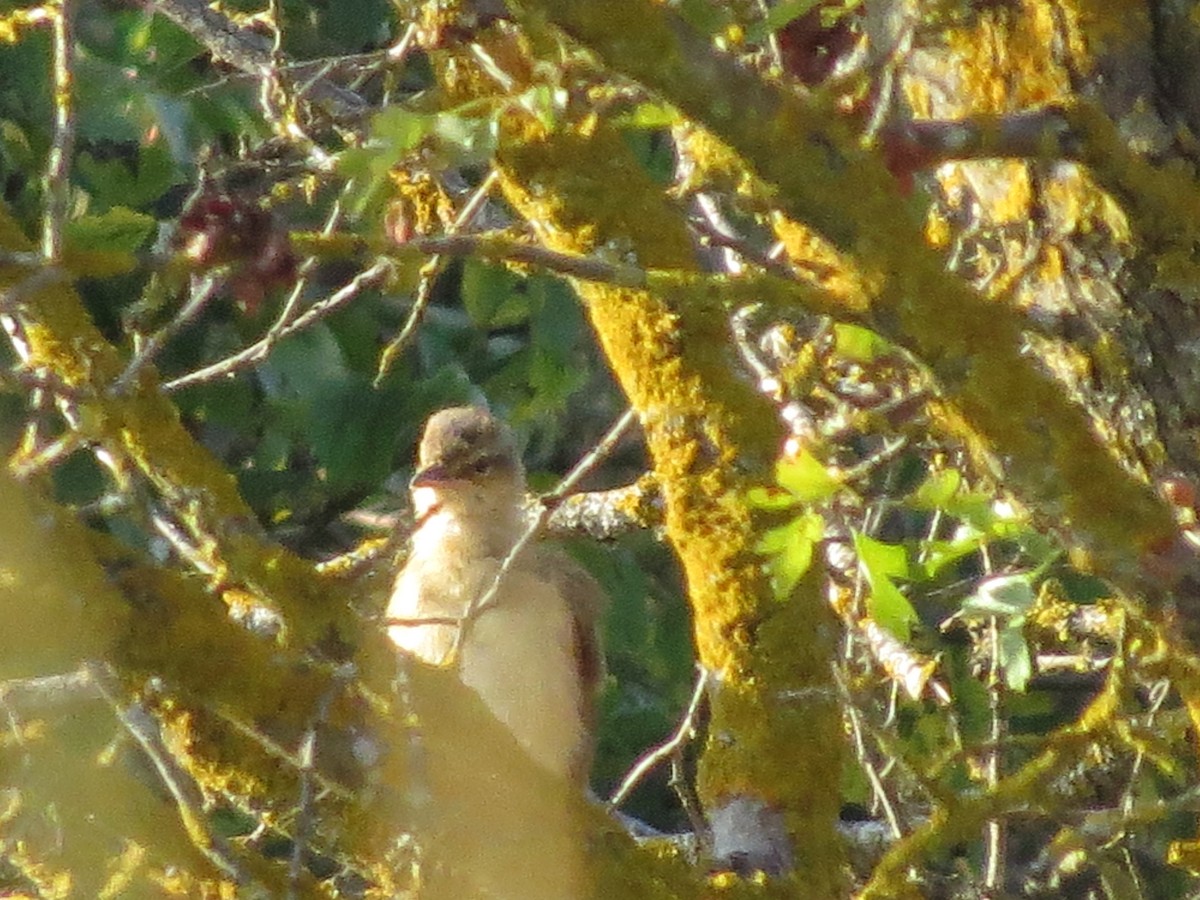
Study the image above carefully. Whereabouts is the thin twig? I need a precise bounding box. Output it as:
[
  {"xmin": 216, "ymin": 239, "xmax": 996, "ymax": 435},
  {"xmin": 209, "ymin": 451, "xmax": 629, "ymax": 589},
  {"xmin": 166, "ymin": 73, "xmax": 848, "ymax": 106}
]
[
  {"xmin": 449, "ymin": 407, "xmax": 639, "ymax": 655},
  {"xmin": 0, "ymin": 266, "xmax": 71, "ymax": 312},
  {"xmin": 607, "ymin": 666, "xmax": 710, "ymax": 810},
  {"xmin": 287, "ymin": 664, "xmax": 353, "ymax": 900},
  {"xmin": 42, "ymin": 0, "xmax": 75, "ymax": 261},
  {"xmin": 164, "ymin": 258, "xmax": 393, "ymax": 392},
  {"xmin": 152, "ymin": 0, "xmax": 367, "ymax": 122},
  {"xmin": 545, "ymin": 408, "xmax": 640, "ymax": 504},
  {"xmin": 89, "ymin": 664, "xmax": 256, "ymax": 887},
  {"xmin": 2, "ymin": 293, "xmax": 130, "ymax": 491},
  {"xmin": 374, "ymin": 169, "xmax": 502, "ymax": 386},
  {"xmin": 833, "ymin": 663, "xmax": 903, "ymax": 840},
  {"xmin": 403, "ymin": 232, "xmax": 648, "ymax": 287},
  {"xmin": 384, "ymin": 615, "xmax": 462, "ymax": 629},
  {"xmin": 0, "ymin": 249, "xmax": 48, "ymax": 268},
  {"xmin": 116, "ymin": 274, "xmax": 223, "ymax": 392},
  {"xmin": 348, "ymin": 22, "xmax": 417, "ymax": 99},
  {"xmin": 150, "ymin": 507, "xmax": 219, "ymax": 577},
  {"xmin": 981, "ymin": 547, "xmax": 1005, "ymax": 892},
  {"xmin": 1121, "ymin": 677, "xmax": 1170, "ymax": 819},
  {"xmin": 0, "ymin": 668, "xmax": 100, "ymax": 717},
  {"xmin": 0, "ymin": 366, "xmax": 86, "ymax": 403},
  {"xmin": 861, "ymin": 2, "xmax": 916, "ymax": 143},
  {"xmin": 258, "ymin": 0, "xmax": 332, "ymax": 169},
  {"xmin": 258, "ymin": 188, "xmax": 350, "ymax": 359},
  {"xmin": 9, "ymin": 429, "xmax": 85, "ymax": 479}
]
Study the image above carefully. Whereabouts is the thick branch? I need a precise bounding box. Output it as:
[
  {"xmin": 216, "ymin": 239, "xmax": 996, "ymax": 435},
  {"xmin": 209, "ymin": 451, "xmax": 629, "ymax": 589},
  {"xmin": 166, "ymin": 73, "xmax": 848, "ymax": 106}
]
[{"xmin": 528, "ymin": 0, "xmax": 1184, "ymax": 616}]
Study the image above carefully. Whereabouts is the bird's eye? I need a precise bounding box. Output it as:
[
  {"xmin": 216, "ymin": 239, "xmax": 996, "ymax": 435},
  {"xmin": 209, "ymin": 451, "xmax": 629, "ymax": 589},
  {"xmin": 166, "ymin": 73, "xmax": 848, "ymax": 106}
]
[{"xmin": 470, "ymin": 457, "xmax": 493, "ymax": 475}]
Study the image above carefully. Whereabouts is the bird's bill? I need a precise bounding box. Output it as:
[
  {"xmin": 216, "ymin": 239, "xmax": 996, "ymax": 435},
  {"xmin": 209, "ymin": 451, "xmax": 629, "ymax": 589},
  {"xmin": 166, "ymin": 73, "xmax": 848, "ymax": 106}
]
[{"xmin": 410, "ymin": 462, "xmax": 462, "ymax": 489}]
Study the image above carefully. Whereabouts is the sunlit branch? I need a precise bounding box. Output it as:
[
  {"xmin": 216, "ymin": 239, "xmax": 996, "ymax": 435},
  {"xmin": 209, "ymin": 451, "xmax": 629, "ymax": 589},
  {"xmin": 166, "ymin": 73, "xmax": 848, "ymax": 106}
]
[
  {"xmin": 90, "ymin": 663, "xmax": 259, "ymax": 888},
  {"xmin": 42, "ymin": 0, "xmax": 75, "ymax": 262},
  {"xmin": 163, "ymin": 259, "xmax": 394, "ymax": 392},
  {"xmin": 374, "ymin": 168, "xmax": 502, "ymax": 386},
  {"xmin": 607, "ymin": 666, "xmax": 710, "ymax": 813},
  {"xmin": 152, "ymin": 0, "xmax": 367, "ymax": 122}
]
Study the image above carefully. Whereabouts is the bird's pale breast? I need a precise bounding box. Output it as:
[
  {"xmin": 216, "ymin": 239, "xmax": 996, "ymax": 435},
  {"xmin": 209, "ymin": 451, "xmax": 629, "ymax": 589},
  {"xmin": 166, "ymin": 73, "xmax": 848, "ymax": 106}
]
[{"xmin": 387, "ymin": 506, "xmax": 590, "ymax": 780}]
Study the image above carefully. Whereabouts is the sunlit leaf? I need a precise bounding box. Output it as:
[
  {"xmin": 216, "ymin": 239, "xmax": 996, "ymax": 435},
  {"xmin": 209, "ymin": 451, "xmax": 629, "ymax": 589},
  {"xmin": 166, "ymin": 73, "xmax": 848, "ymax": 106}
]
[
  {"xmin": 960, "ymin": 574, "xmax": 1036, "ymax": 621},
  {"xmin": 853, "ymin": 532, "xmax": 917, "ymax": 637},
  {"xmin": 911, "ymin": 469, "xmax": 962, "ymax": 508},
  {"xmin": 746, "ymin": 485, "xmax": 800, "ymax": 511},
  {"xmin": 833, "ymin": 323, "xmax": 889, "ymax": 363},
  {"xmin": 758, "ymin": 512, "xmax": 824, "ymax": 598},
  {"xmin": 776, "ymin": 449, "xmax": 842, "ymax": 502},
  {"xmin": 615, "ymin": 102, "xmax": 678, "ymax": 129},
  {"xmin": 853, "ymin": 531, "xmax": 909, "ymax": 578}
]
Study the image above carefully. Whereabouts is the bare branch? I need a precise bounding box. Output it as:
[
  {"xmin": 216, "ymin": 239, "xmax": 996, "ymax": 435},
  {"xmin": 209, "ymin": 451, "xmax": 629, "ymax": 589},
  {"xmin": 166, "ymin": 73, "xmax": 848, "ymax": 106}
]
[
  {"xmin": 287, "ymin": 664, "xmax": 353, "ymax": 900},
  {"xmin": 115, "ymin": 274, "xmax": 224, "ymax": 393},
  {"xmin": 163, "ymin": 259, "xmax": 394, "ymax": 392},
  {"xmin": 42, "ymin": 0, "xmax": 75, "ymax": 262},
  {"xmin": 0, "ymin": 668, "xmax": 100, "ymax": 717},
  {"xmin": 152, "ymin": 0, "xmax": 367, "ymax": 122},
  {"xmin": 545, "ymin": 480, "xmax": 663, "ymax": 540},
  {"xmin": 374, "ymin": 169, "xmax": 502, "ymax": 386},
  {"xmin": 90, "ymin": 664, "xmax": 259, "ymax": 887},
  {"xmin": 607, "ymin": 666, "xmax": 710, "ymax": 812}
]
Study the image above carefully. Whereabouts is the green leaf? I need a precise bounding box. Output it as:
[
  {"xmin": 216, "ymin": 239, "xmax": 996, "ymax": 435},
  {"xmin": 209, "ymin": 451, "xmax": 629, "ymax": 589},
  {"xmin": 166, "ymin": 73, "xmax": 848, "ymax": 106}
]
[
  {"xmin": 64, "ymin": 207, "xmax": 155, "ymax": 254},
  {"xmin": 997, "ymin": 625, "xmax": 1032, "ymax": 692},
  {"xmin": 911, "ymin": 469, "xmax": 962, "ymax": 508},
  {"xmin": 908, "ymin": 468, "xmax": 1004, "ymax": 531},
  {"xmin": 76, "ymin": 142, "xmax": 181, "ymax": 211},
  {"xmin": 432, "ymin": 110, "xmax": 497, "ymax": 161},
  {"xmin": 776, "ymin": 450, "xmax": 841, "ymax": 502},
  {"xmin": 462, "ymin": 260, "xmax": 530, "ymax": 328},
  {"xmin": 524, "ymin": 277, "xmax": 588, "ymax": 417},
  {"xmin": 853, "ymin": 532, "xmax": 917, "ymax": 637},
  {"xmin": 853, "ymin": 531, "xmax": 909, "ymax": 578},
  {"xmin": 615, "ymin": 102, "xmax": 678, "ymax": 129},
  {"xmin": 371, "ymin": 107, "xmax": 440, "ymax": 155},
  {"xmin": 746, "ymin": 485, "xmax": 800, "ymax": 511},
  {"xmin": 959, "ymin": 574, "xmax": 1036, "ymax": 621},
  {"xmin": 833, "ymin": 323, "xmax": 889, "ymax": 363},
  {"xmin": 758, "ymin": 512, "xmax": 824, "ymax": 598},
  {"xmin": 262, "ymin": 325, "xmax": 348, "ymax": 405},
  {"xmin": 762, "ymin": 0, "xmax": 823, "ymax": 32},
  {"xmin": 308, "ymin": 376, "xmax": 407, "ymax": 490},
  {"xmin": 678, "ymin": 0, "xmax": 735, "ymax": 35},
  {"xmin": 342, "ymin": 108, "xmax": 439, "ymax": 218},
  {"xmin": 917, "ymin": 532, "xmax": 986, "ymax": 580}
]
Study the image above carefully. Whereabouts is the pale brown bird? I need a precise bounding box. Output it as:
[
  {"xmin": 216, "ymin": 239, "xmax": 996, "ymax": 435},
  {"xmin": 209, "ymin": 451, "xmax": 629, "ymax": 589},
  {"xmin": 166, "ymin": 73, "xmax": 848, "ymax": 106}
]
[{"xmin": 386, "ymin": 406, "xmax": 606, "ymax": 783}]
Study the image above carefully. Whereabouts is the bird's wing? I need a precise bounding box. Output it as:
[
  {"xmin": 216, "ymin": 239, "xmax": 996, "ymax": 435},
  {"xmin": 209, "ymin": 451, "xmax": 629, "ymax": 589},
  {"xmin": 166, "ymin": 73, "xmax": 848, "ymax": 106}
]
[{"xmin": 532, "ymin": 546, "xmax": 607, "ymax": 695}]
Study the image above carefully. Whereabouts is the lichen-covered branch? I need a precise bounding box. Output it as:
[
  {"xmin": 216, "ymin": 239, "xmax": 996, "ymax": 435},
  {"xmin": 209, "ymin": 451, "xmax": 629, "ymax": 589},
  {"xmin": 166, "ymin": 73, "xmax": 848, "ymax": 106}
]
[
  {"xmin": 528, "ymin": 0, "xmax": 1182, "ymax": 606},
  {"xmin": 415, "ymin": 25, "xmax": 848, "ymax": 888}
]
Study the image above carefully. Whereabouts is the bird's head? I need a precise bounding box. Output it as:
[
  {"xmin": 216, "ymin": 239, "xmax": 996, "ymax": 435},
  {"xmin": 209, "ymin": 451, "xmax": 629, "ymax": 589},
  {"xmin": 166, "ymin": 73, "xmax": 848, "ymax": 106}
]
[{"xmin": 410, "ymin": 406, "xmax": 526, "ymax": 519}]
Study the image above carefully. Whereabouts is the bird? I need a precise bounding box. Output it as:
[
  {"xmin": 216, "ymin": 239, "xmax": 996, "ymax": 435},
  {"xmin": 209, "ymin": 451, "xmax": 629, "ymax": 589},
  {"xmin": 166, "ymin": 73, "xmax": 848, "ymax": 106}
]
[{"xmin": 386, "ymin": 405, "xmax": 606, "ymax": 784}]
